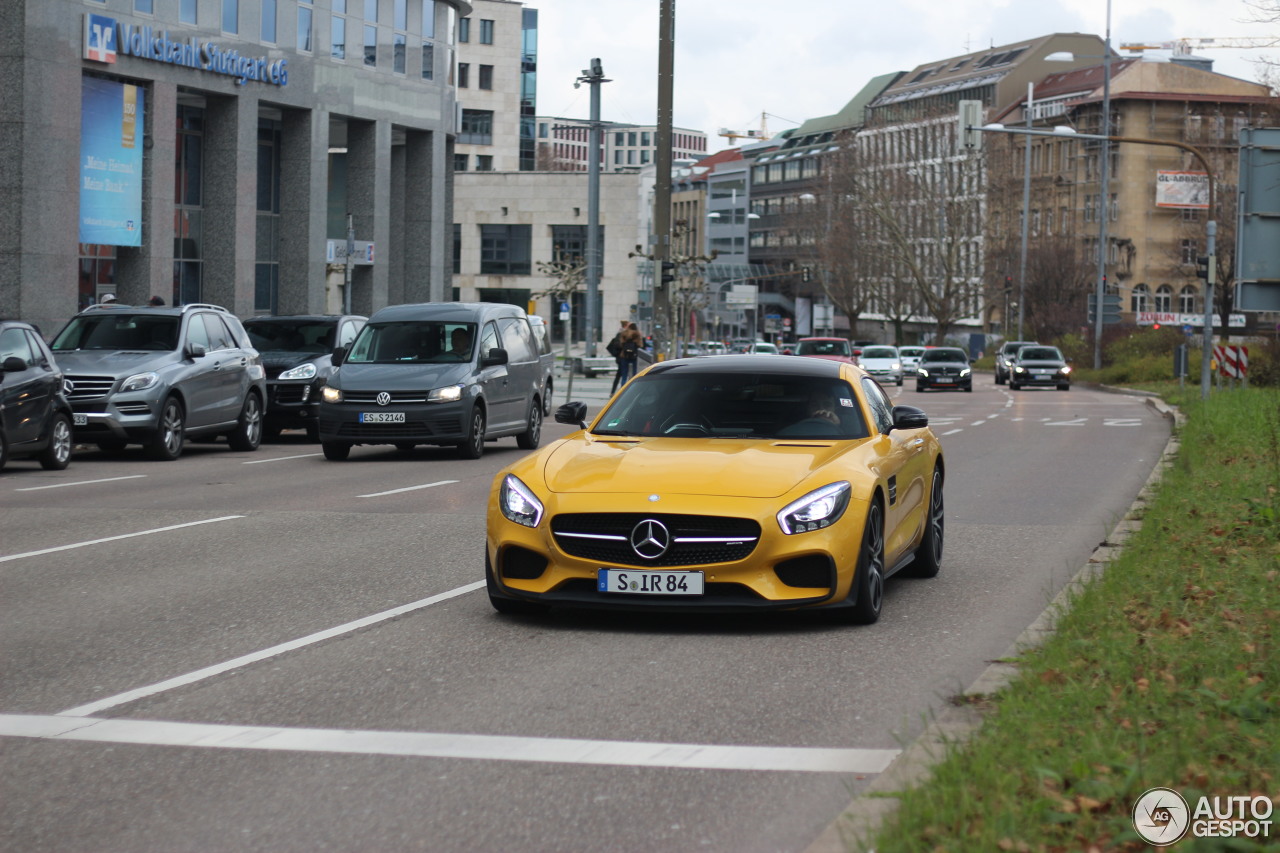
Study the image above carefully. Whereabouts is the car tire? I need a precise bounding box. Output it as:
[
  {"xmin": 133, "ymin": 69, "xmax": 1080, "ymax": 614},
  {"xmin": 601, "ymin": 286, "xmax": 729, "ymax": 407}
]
[
  {"xmin": 227, "ymin": 392, "xmax": 263, "ymax": 452},
  {"xmin": 995, "ymin": 373, "xmax": 1005, "ymax": 385},
  {"xmin": 1058, "ymin": 384, "xmax": 1070, "ymax": 391},
  {"xmin": 896, "ymin": 376, "xmax": 903, "ymax": 386},
  {"xmin": 458, "ymin": 404, "xmax": 486, "ymax": 459},
  {"xmin": 147, "ymin": 396, "xmax": 185, "ymax": 461},
  {"xmin": 847, "ymin": 500, "xmax": 885, "ymax": 625},
  {"xmin": 322, "ymin": 441, "xmax": 351, "ymax": 461},
  {"xmin": 904, "ymin": 466, "xmax": 944, "ymax": 578},
  {"xmin": 542, "ymin": 383, "xmax": 553, "ymax": 417},
  {"xmin": 516, "ymin": 402, "xmax": 542, "ymax": 450},
  {"xmin": 964, "ymin": 384, "xmax": 973, "ymax": 392},
  {"xmin": 1009, "ymin": 380, "xmax": 1020, "ymax": 390},
  {"xmin": 0, "ymin": 432, "xmax": 8, "ymax": 471},
  {"xmin": 486, "ymin": 551, "xmax": 546, "ymax": 616},
  {"xmin": 395, "ymin": 442, "xmax": 416, "ymax": 453},
  {"xmin": 38, "ymin": 413, "xmax": 74, "ymax": 470}
]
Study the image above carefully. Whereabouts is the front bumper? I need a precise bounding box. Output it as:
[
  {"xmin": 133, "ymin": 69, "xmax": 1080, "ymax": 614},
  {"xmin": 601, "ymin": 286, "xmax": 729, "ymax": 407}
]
[
  {"xmin": 1012, "ymin": 371, "xmax": 1070, "ymax": 387},
  {"xmin": 265, "ymin": 380, "xmax": 322, "ymax": 426},
  {"xmin": 318, "ymin": 400, "xmax": 467, "ymax": 445},
  {"xmin": 916, "ymin": 374, "xmax": 971, "ymax": 390}
]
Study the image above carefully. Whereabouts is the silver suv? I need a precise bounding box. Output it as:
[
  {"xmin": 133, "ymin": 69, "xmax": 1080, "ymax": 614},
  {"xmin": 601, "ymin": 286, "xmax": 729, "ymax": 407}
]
[{"xmin": 51, "ymin": 303, "xmax": 266, "ymax": 460}]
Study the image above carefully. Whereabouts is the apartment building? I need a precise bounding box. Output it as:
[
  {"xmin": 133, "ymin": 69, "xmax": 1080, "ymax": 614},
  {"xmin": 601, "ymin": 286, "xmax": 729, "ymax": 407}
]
[{"xmin": 534, "ymin": 118, "xmax": 707, "ymax": 171}]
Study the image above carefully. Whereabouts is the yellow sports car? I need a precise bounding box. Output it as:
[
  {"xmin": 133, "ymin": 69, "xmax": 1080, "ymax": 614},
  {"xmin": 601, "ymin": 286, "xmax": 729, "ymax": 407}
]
[{"xmin": 486, "ymin": 355, "xmax": 944, "ymax": 623}]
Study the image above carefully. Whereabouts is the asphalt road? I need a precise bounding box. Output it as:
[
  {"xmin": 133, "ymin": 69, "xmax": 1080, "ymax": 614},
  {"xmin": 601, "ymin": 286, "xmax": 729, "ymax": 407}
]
[{"xmin": 0, "ymin": 371, "xmax": 1172, "ymax": 852}]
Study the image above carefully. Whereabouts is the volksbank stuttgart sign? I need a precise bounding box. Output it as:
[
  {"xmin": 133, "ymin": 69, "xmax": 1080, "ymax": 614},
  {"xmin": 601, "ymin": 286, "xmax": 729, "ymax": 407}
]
[{"xmin": 84, "ymin": 13, "xmax": 288, "ymax": 87}]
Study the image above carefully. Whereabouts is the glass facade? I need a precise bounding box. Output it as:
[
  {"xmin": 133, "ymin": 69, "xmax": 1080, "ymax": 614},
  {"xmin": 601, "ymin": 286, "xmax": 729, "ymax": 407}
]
[
  {"xmin": 255, "ymin": 119, "xmax": 282, "ymax": 313},
  {"xmin": 173, "ymin": 104, "xmax": 204, "ymax": 306},
  {"xmin": 519, "ymin": 8, "xmax": 537, "ymax": 171}
]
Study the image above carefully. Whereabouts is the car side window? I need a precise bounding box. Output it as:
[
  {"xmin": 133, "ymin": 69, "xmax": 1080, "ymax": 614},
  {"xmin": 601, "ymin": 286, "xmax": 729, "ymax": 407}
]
[
  {"xmin": 201, "ymin": 314, "xmax": 234, "ymax": 351},
  {"xmin": 0, "ymin": 327, "xmax": 36, "ymax": 366},
  {"xmin": 186, "ymin": 314, "xmax": 211, "ymax": 350},
  {"xmin": 479, "ymin": 322, "xmax": 501, "ymax": 359},
  {"xmin": 24, "ymin": 330, "xmax": 51, "ymax": 366},
  {"xmin": 338, "ymin": 321, "xmax": 361, "ymax": 348},
  {"xmin": 861, "ymin": 377, "xmax": 894, "ymax": 435}
]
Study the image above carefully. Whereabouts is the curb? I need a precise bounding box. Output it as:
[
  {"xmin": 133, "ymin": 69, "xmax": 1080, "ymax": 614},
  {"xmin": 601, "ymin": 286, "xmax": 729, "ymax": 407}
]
[{"xmin": 804, "ymin": 394, "xmax": 1184, "ymax": 853}]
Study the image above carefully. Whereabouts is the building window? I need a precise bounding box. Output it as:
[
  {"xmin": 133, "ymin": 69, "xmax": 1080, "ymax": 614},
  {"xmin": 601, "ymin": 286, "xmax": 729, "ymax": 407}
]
[
  {"xmin": 174, "ymin": 104, "xmax": 205, "ymax": 306},
  {"xmin": 421, "ymin": 42, "xmax": 433, "ymax": 79},
  {"xmin": 261, "ymin": 0, "xmax": 277, "ymax": 42},
  {"xmin": 331, "ymin": 15, "xmax": 345, "ymax": 59},
  {"xmin": 393, "ymin": 34, "xmax": 406, "ymax": 73},
  {"xmin": 256, "ymin": 120, "xmax": 282, "ymax": 313},
  {"xmin": 1130, "ymin": 283, "xmax": 1149, "ymax": 313},
  {"xmin": 459, "ymin": 109, "xmax": 493, "ymax": 145},
  {"xmin": 365, "ymin": 0, "xmax": 378, "ymax": 21},
  {"xmin": 458, "ymin": 16, "xmax": 470, "ymax": 42},
  {"xmin": 453, "ymin": 223, "xmax": 461, "ymax": 274},
  {"xmin": 457, "ymin": 62, "xmax": 469, "ymax": 87},
  {"xmin": 551, "ymin": 225, "xmax": 586, "ymax": 265},
  {"xmin": 641, "ymin": 131, "xmax": 651, "ymax": 146},
  {"xmin": 222, "ymin": 0, "xmax": 238, "ymax": 33},
  {"xmin": 1180, "ymin": 239, "xmax": 1197, "ymax": 265},
  {"xmin": 297, "ymin": 5, "xmax": 313, "ymax": 50},
  {"xmin": 480, "ymin": 225, "xmax": 532, "ymax": 275},
  {"xmin": 478, "ymin": 64, "xmax": 493, "ymax": 89},
  {"xmin": 1154, "ymin": 284, "xmax": 1173, "ymax": 312},
  {"xmin": 1179, "ymin": 285, "xmax": 1198, "ymax": 313},
  {"xmin": 364, "ymin": 24, "xmax": 377, "ymax": 66},
  {"xmin": 476, "ymin": 155, "xmax": 493, "ymax": 171},
  {"xmin": 422, "ymin": 0, "xmax": 436, "ymax": 38},
  {"xmin": 479, "ymin": 18, "xmax": 495, "ymax": 43},
  {"xmin": 394, "ymin": 0, "xmax": 407, "ymax": 29},
  {"xmin": 135, "ymin": 0, "xmax": 154, "ymax": 14},
  {"xmin": 454, "ymin": 153, "xmax": 468, "ymax": 171},
  {"xmin": 1181, "ymin": 208, "xmax": 1199, "ymax": 222},
  {"xmin": 180, "ymin": 0, "xmax": 197, "ymax": 24}
]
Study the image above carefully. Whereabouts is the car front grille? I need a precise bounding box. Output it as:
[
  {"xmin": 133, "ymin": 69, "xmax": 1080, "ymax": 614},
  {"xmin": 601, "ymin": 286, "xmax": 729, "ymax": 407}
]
[
  {"xmin": 341, "ymin": 390, "xmax": 432, "ymax": 405},
  {"xmin": 551, "ymin": 513, "xmax": 760, "ymax": 568},
  {"xmin": 924, "ymin": 366, "xmax": 964, "ymax": 376},
  {"xmin": 272, "ymin": 384, "xmax": 310, "ymax": 404},
  {"xmin": 65, "ymin": 375, "xmax": 116, "ymax": 401}
]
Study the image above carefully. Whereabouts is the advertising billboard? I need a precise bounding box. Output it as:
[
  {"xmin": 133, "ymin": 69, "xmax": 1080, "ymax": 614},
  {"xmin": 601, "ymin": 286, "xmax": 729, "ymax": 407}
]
[
  {"xmin": 1154, "ymin": 171, "xmax": 1209, "ymax": 209},
  {"xmin": 79, "ymin": 77, "xmax": 144, "ymax": 246}
]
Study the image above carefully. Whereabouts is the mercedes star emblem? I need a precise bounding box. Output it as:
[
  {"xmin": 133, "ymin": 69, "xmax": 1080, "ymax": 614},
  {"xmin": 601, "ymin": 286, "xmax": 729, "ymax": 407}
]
[{"xmin": 630, "ymin": 519, "xmax": 672, "ymax": 560}]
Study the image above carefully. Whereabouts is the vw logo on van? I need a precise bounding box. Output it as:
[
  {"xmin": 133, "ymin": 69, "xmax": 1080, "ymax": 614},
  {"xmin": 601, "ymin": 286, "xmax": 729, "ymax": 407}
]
[{"xmin": 375, "ymin": 391, "xmax": 391, "ymax": 406}]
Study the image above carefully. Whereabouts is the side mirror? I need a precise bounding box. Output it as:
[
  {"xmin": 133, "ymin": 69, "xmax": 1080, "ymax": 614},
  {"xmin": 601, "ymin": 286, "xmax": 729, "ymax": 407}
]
[
  {"xmin": 3, "ymin": 356, "xmax": 28, "ymax": 373},
  {"xmin": 482, "ymin": 347, "xmax": 509, "ymax": 367},
  {"xmin": 186, "ymin": 342, "xmax": 207, "ymax": 359},
  {"xmin": 332, "ymin": 346, "xmax": 346, "ymax": 366},
  {"xmin": 891, "ymin": 405, "xmax": 929, "ymax": 431},
  {"xmin": 555, "ymin": 401, "xmax": 588, "ymax": 428}
]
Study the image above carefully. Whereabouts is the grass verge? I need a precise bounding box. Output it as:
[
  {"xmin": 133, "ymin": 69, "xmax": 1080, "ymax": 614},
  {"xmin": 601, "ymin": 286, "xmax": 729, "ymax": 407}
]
[{"xmin": 865, "ymin": 387, "xmax": 1280, "ymax": 852}]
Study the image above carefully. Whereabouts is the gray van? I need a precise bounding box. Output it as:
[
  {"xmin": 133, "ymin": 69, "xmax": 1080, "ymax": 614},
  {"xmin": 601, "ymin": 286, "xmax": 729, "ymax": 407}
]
[{"xmin": 318, "ymin": 302, "xmax": 543, "ymax": 460}]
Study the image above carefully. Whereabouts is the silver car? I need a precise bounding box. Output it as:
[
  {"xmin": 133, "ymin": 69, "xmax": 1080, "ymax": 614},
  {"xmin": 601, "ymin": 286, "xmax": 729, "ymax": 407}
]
[{"xmin": 858, "ymin": 345, "xmax": 904, "ymax": 386}]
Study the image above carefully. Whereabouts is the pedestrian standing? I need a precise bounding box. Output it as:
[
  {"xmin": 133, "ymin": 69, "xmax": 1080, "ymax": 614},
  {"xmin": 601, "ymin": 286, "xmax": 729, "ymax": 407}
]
[
  {"xmin": 615, "ymin": 322, "xmax": 643, "ymax": 389},
  {"xmin": 608, "ymin": 320, "xmax": 628, "ymax": 393}
]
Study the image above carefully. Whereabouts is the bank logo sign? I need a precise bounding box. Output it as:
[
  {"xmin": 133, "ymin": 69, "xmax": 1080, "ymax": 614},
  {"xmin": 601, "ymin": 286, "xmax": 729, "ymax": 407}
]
[{"xmin": 82, "ymin": 13, "xmax": 288, "ymax": 87}]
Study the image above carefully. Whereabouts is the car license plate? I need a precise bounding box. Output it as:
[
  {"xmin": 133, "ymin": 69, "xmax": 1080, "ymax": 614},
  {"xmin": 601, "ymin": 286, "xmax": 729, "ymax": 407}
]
[
  {"xmin": 598, "ymin": 569, "xmax": 704, "ymax": 596},
  {"xmin": 1035, "ymin": 374, "xmax": 1051, "ymax": 380},
  {"xmin": 73, "ymin": 414, "xmax": 88, "ymax": 426},
  {"xmin": 359, "ymin": 411, "xmax": 406, "ymax": 423},
  {"xmin": 936, "ymin": 377, "xmax": 953, "ymax": 383}
]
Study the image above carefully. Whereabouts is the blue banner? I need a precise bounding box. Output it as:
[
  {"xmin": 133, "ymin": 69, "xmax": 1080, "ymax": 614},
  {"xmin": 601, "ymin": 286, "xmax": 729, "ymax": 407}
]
[{"xmin": 79, "ymin": 77, "xmax": 144, "ymax": 246}]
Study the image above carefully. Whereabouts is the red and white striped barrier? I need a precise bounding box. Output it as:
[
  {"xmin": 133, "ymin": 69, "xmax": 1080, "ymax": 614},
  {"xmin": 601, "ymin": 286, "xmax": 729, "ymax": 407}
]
[{"xmin": 1212, "ymin": 344, "xmax": 1249, "ymax": 378}]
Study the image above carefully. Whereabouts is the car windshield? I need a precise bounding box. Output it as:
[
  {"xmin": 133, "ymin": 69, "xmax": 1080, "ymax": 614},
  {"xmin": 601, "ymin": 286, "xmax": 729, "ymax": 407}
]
[
  {"xmin": 592, "ymin": 371, "xmax": 870, "ymax": 441},
  {"xmin": 245, "ymin": 320, "xmax": 337, "ymax": 354},
  {"xmin": 922, "ymin": 350, "xmax": 967, "ymax": 364},
  {"xmin": 1018, "ymin": 347, "xmax": 1062, "ymax": 361},
  {"xmin": 752, "ymin": 343, "xmax": 779, "ymax": 354},
  {"xmin": 861, "ymin": 347, "xmax": 897, "ymax": 359},
  {"xmin": 795, "ymin": 339, "xmax": 850, "ymax": 357},
  {"xmin": 344, "ymin": 321, "xmax": 477, "ymax": 364},
  {"xmin": 51, "ymin": 314, "xmax": 179, "ymax": 351},
  {"xmin": 899, "ymin": 348, "xmax": 925, "ymax": 357}
]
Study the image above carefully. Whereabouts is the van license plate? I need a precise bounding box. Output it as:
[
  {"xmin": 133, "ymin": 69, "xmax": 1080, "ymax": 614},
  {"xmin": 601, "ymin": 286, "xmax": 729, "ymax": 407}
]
[
  {"xmin": 598, "ymin": 569, "xmax": 704, "ymax": 595},
  {"xmin": 359, "ymin": 412, "xmax": 406, "ymax": 423}
]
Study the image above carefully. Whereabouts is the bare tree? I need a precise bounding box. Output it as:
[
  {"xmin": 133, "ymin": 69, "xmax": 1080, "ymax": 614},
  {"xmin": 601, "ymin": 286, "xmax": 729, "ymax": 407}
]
[{"xmin": 533, "ymin": 259, "xmax": 585, "ymax": 350}]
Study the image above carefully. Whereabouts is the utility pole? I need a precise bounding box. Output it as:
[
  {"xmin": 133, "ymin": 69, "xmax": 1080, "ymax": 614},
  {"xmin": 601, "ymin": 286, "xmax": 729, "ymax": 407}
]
[
  {"xmin": 577, "ymin": 59, "xmax": 609, "ymax": 357},
  {"xmin": 651, "ymin": 0, "xmax": 676, "ymax": 361}
]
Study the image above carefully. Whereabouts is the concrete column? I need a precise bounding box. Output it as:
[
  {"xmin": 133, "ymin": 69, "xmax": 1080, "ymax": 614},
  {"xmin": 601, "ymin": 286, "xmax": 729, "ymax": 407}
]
[
  {"xmin": 345, "ymin": 119, "xmax": 391, "ymax": 315},
  {"xmin": 388, "ymin": 139, "xmax": 407, "ymax": 306},
  {"xmin": 202, "ymin": 93, "xmax": 258, "ymax": 315},
  {"xmin": 435, "ymin": 134, "xmax": 455, "ymax": 302},
  {"xmin": 115, "ymin": 81, "xmax": 176, "ymax": 308},
  {"xmin": 277, "ymin": 107, "xmax": 329, "ymax": 314},
  {"xmin": 402, "ymin": 129, "xmax": 436, "ymax": 303}
]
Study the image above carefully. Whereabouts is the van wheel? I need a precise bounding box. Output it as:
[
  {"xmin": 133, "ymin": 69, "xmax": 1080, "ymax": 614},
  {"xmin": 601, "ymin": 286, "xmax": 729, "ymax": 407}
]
[
  {"xmin": 516, "ymin": 402, "xmax": 542, "ymax": 450},
  {"xmin": 322, "ymin": 441, "xmax": 351, "ymax": 461},
  {"xmin": 147, "ymin": 396, "xmax": 185, "ymax": 461},
  {"xmin": 459, "ymin": 405, "xmax": 486, "ymax": 459},
  {"xmin": 542, "ymin": 382, "xmax": 553, "ymax": 416},
  {"xmin": 39, "ymin": 414, "xmax": 74, "ymax": 470}
]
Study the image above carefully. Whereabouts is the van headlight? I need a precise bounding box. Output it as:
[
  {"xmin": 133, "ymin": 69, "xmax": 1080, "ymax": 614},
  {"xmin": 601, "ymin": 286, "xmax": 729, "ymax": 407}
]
[
  {"xmin": 777, "ymin": 482, "xmax": 851, "ymax": 534},
  {"xmin": 428, "ymin": 384, "xmax": 464, "ymax": 403},
  {"xmin": 322, "ymin": 386, "xmax": 343, "ymax": 403},
  {"xmin": 120, "ymin": 372, "xmax": 159, "ymax": 393},
  {"xmin": 500, "ymin": 475, "xmax": 544, "ymax": 527}
]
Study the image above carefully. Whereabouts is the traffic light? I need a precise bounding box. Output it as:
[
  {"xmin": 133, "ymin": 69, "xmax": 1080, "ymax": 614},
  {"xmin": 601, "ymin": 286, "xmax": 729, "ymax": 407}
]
[
  {"xmin": 659, "ymin": 261, "xmax": 676, "ymax": 286},
  {"xmin": 801, "ymin": 267, "xmax": 812, "ymax": 283},
  {"xmin": 1195, "ymin": 255, "xmax": 1210, "ymax": 280}
]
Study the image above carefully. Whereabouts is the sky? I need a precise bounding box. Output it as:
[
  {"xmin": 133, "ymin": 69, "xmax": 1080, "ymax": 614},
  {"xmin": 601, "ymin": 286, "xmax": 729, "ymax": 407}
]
[{"xmin": 530, "ymin": 0, "xmax": 1277, "ymax": 147}]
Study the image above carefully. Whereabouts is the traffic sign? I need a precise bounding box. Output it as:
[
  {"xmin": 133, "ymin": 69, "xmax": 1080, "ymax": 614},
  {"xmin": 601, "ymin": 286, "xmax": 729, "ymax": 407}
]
[{"xmin": 1087, "ymin": 292, "xmax": 1122, "ymax": 324}]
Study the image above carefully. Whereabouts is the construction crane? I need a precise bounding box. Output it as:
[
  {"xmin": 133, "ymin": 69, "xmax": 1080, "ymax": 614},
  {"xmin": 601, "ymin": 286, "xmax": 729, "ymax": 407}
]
[
  {"xmin": 1121, "ymin": 37, "xmax": 1279, "ymax": 56},
  {"xmin": 719, "ymin": 113, "xmax": 771, "ymax": 143}
]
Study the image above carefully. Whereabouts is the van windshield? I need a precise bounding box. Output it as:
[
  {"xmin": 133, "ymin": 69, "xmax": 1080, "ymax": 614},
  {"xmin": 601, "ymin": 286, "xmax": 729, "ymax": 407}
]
[{"xmin": 345, "ymin": 322, "xmax": 477, "ymax": 364}]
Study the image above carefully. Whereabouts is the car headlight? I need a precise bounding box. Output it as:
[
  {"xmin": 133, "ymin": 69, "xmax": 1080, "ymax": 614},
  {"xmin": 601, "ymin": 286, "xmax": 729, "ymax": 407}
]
[
  {"xmin": 322, "ymin": 385, "xmax": 343, "ymax": 403},
  {"xmin": 1060, "ymin": 365, "xmax": 1072, "ymax": 374},
  {"xmin": 891, "ymin": 362, "xmax": 901, "ymax": 370},
  {"xmin": 960, "ymin": 367, "xmax": 971, "ymax": 377},
  {"xmin": 120, "ymin": 372, "xmax": 159, "ymax": 393},
  {"xmin": 917, "ymin": 368, "xmax": 928, "ymax": 376},
  {"xmin": 500, "ymin": 474, "xmax": 544, "ymax": 528},
  {"xmin": 279, "ymin": 363, "xmax": 317, "ymax": 380},
  {"xmin": 428, "ymin": 384, "xmax": 464, "ymax": 403},
  {"xmin": 1014, "ymin": 366, "xmax": 1026, "ymax": 373},
  {"xmin": 777, "ymin": 482, "xmax": 851, "ymax": 535}
]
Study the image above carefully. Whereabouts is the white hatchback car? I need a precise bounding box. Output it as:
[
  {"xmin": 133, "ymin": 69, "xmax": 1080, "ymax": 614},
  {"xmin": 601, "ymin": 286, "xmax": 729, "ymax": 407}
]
[
  {"xmin": 898, "ymin": 346, "xmax": 927, "ymax": 375},
  {"xmin": 858, "ymin": 345, "xmax": 904, "ymax": 386}
]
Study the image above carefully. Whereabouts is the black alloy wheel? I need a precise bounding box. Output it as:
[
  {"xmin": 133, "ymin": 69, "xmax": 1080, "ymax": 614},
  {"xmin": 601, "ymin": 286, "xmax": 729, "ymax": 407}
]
[
  {"xmin": 905, "ymin": 466, "xmax": 944, "ymax": 578},
  {"xmin": 847, "ymin": 501, "xmax": 886, "ymax": 624}
]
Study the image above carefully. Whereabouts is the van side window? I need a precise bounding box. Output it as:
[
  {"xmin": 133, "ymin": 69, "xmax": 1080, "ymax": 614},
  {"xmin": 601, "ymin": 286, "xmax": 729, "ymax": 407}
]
[
  {"xmin": 498, "ymin": 317, "xmax": 535, "ymax": 363},
  {"xmin": 479, "ymin": 322, "xmax": 501, "ymax": 359}
]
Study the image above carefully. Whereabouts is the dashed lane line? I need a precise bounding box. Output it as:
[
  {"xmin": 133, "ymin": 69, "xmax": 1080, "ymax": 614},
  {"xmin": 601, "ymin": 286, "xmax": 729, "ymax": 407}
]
[
  {"xmin": 14, "ymin": 475, "xmax": 147, "ymax": 492},
  {"xmin": 0, "ymin": 516, "xmax": 245, "ymax": 564},
  {"xmin": 357, "ymin": 480, "xmax": 459, "ymax": 498}
]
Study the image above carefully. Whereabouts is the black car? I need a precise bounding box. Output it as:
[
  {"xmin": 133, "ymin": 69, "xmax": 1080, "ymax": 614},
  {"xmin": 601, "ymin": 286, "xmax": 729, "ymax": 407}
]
[
  {"xmin": 994, "ymin": 340, "xmax": 1037, "ymax": 385},
  {"xmin": 915, "ymin": 347, "xmax": 973, "ymax": 392},
  {"xmin": 243, "ymin": 314, "xmax": 367, "ymax": 440},
  {"xmin": 0, "ymin": 320, "xmax": 74, "ymax": 471},
  {"xmin": 1009, "ymin": 345, "xmax": 1072, "ymax": 391}
]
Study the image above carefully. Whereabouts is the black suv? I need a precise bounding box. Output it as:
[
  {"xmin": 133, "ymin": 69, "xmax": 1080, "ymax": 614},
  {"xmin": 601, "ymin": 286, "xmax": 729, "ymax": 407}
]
[
  {"xmin": 243, "ymin": 314, "xmax": 367, "ymax": 440},
  {"xmin": 50, "ymin": 303, "xmax": 266, "ymax": 460},
  {"xmin": 994, "ymin": 340, "xmax": 1037, "ymax": 385},
  {"xmin": 0, "ymin": 320, "xmax": 74, "ymax": 471}
]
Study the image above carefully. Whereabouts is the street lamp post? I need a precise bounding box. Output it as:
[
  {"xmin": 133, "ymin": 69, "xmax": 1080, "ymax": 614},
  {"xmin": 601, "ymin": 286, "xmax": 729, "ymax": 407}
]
[{"xmin": 576, "ymin": 59, "xmax": 610, "ymax": 357}]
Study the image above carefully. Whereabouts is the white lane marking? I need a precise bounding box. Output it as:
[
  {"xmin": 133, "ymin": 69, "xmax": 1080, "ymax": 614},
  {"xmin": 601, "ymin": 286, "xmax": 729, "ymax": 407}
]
[
  {"xmin": 58, "ymin": 581, "xmax": 486, "ymax": 717},
  {"xmin": 1045, "ymin": 418, "xmax": 1087, "ymax": 426},
  {"xmin": 941, "ymin": 429, "xmax": 963, "ymax": 436},
  {"xmin": 0, "ymin": 516, "xmax": 245, "ymax": 564},
  {"xmin": 926, "ymin": 417, "xmax": 961, "ymax": 425},
  {"xmin": 1011, "ymin": 417, "xmax": 1024, "ymax": 422},
  {"xmin": 14, "ymin": 475, "xmax": 147, "ymax": 492},
  {"xmin": 358, "ymin": 480, "xmax": 459, "ymax": 498},
  {"xmin": 986, "ymin": 413, "xmax": 1000, "ymax": 419},
  {"xmin": 1, "ymin": 714, "xmax": 900, "ymax": 774},
  {"xmin": 244, "ymin": 453, "xmax": 324, "ymax": 464},
  {"xmin": 1104, "ymin": 418, "xmax": 1144, "ymax": 427},
  {"xmin": 970, "ymin": 421, "xmax": 986, "ymax": 427}
]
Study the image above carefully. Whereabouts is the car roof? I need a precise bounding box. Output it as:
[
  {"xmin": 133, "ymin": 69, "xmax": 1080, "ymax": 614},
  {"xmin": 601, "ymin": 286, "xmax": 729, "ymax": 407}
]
[
  {"xmin": 645, "ymin": 354, "xmax": 845, "ymax": 379},
  {"xmin": 367, "ymin": 302, "xmax": 525, "ymax": 323},
  {"xmin": 246, "ymin": 314, "xmax": 364, "ymax": 323},
  {"xmin": 921, "ymin": 347, "xmax": 967, "ymax": 357}
]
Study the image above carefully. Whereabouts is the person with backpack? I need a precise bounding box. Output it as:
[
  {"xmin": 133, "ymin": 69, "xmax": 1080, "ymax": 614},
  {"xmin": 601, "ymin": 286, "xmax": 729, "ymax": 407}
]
[
  {"xmin": 607, "ymin": 320, "xmax": 628, "ymax": 392},
  {"xmin": 615, "ymin": 322, "xmax": 644, "ymax": 389}
]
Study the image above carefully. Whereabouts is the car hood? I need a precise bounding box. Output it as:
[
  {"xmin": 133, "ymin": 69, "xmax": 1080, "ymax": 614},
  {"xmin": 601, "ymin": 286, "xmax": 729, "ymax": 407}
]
[
  {"xmin": 540, "ymin": 435, "xmax": 856, "ymax": 498},
  {"xmin": 51, "ymin": 349, "xmax": 177, "ymax": 374},
  {"xmin": 333, "ymin": 361, "xmax": 475, "ymax": 389},
  {"xmin": 260, "ymin": 351, "xmax": 330, "ymax": 376}
]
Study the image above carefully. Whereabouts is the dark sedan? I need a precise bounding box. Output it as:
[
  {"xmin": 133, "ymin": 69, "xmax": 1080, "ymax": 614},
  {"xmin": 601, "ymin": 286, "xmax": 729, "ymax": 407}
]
[
  {"xmin": 244, "ymin": 314, "xmax": 367, "ymax": 440},
  {"xmin": 1, "ymin": 320, "xmax": 74, "ymax": 470},
  {"xmin": 915, "ymin": 347, "xmax": 973, "ymax": 392},
  {"xmin": 1009, "ymin": 345, "xmax": 1072, "ymax": 391}
]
